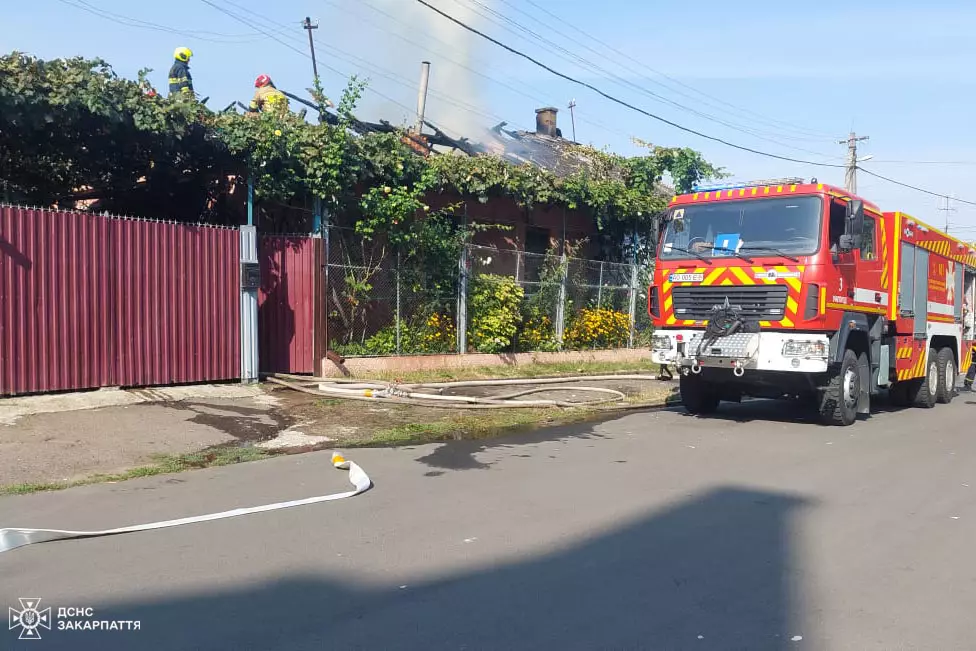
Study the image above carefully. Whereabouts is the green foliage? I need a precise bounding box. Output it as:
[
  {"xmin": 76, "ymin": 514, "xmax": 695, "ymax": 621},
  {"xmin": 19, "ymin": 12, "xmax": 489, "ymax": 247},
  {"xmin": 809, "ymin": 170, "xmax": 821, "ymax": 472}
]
[
  {"xmin": 468, "ymin": 274, "xmax": 525, "ymax": 353},
  {"xmin": 564, "ymin": 308, "xmax": 632, "ymax": 350},
  {"xmin": 333, "ymin": 312, "xmax": 456, "ymax": 357},
  {"xmin": 517, "ymin": 310, "xmax": 559, "ymax": 352},
  {"xmin": 0, "ymin": 51, "xmax": 721, "ymax": 241}
]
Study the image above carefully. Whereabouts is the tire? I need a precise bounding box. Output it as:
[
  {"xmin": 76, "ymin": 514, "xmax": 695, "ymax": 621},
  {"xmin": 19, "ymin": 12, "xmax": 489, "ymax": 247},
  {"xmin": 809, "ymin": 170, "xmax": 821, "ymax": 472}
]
[
  {"xmin": 819, "ymin": 348, "xmax": 860, "ymax": 426},
  {"xmin": 937, "ymin": 347, "xmax": 957, "ymax": 404},
  {"xmin": 680, "ymin": 374, "xmax": 720, "ymax": 415},
  {"xmin": 907, "ymin": 349, "xmax": 939, "ymax": 409}
]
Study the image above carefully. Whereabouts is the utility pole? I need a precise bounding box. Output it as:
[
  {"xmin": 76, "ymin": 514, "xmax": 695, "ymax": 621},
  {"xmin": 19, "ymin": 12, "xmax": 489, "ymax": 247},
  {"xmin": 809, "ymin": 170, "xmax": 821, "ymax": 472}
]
[
  {"xmin": 302, "ymin": 17, "xmax": 319, "ymax": 81},
  {"xmin": 939, "ymin": 195, "xmax": 957, "ymax": 233},
  {"xmin": 839, "ymin": 131, "xmax": 869, "ymax": 193},
  {"xmin": 567, "ymin": 99, "xmax": 577, "ymax": 142},
  {"xmin": 416, "ymin": 61, "xmax": 431, "ymax": 134}
]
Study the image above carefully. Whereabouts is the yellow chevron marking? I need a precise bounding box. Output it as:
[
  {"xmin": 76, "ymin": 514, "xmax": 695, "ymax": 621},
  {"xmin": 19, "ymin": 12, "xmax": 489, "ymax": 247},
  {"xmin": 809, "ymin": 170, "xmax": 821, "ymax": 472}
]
[
  {"xmin": 729, "ymin": 266, "xmax": 755, "ymax": 285},
  {"xmin": 719, "ymin": 278, "xmax": 734, "ymax": 286},
  {"xmin": 666, "ymin": 315, "xmax": 677, "ymax": 325},
  {"xmin": 702, "ymin": 267, "xmax": 725, "ymax": 286},
  {"xmin": 759, "ymin": 320, "xmax": 771, "ymax": 327},
  {"xmin": 786, "ymin": 296, "xmax": 799, "ymax": 315},
  {"xmin": 779, "ymin": 317, "xmax": 795, "ymax": 327},
  {"xmin": 663, "ymin": 295, "xmax": 673, "ymax": 311},
  {"xmin": 775, "ymin": 266, "xmax": 802, "ymax": 292}
]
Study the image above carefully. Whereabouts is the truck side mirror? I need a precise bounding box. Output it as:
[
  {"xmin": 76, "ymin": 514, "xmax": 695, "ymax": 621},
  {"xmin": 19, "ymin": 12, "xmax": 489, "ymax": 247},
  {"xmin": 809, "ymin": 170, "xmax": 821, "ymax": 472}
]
[{"xmin": 841, "ymin": 200, "xmax": 865, "ymax": 251}]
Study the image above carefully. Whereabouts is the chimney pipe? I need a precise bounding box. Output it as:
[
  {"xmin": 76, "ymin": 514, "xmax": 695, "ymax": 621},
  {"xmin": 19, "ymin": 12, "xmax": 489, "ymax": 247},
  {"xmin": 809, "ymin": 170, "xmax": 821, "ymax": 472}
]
[
  {"xmin": 416, "ymin": 61, "xmax": 431, "ymax": 134},
  {"xmin": 535, "ymin": 107, "xmax": 558, "ymax": 138}
]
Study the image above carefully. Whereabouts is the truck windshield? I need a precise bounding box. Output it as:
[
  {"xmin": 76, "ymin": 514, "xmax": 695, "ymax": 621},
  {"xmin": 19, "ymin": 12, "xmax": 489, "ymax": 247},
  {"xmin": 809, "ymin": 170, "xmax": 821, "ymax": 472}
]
[{"xmin": 659, "ymin": 196, "xmax": 823, "ymax": 260}]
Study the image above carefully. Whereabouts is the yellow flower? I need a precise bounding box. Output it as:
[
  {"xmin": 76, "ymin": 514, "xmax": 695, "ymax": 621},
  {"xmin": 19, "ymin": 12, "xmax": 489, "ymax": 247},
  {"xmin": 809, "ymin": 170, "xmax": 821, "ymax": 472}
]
[{"xmin": 274, "ymin": 129, "xmax": 282, "ymax": 137}]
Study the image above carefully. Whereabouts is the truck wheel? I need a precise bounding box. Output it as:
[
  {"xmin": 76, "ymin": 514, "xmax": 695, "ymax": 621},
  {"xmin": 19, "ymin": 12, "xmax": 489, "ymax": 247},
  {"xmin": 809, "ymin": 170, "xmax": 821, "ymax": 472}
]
[
  {"xmin": 937, "ymin": 347, "xmax": 956, "ymax": 404},
  {"xmin": 819, "ymin": 349, "xmax": 860, "ymax": 426},
  {"xmin": 680, "ymin": 374, "xmax": 720, "ymax": 415},
  {"xmin": 909, "ymin": 349, "xmax": 939, "ymax": 409}
]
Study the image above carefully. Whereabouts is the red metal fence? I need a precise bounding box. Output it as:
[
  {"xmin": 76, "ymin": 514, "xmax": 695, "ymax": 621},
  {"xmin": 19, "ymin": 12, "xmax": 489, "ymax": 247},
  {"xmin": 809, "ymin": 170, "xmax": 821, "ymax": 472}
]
[
  {"xmin": 258, "ymin": 236, "xmax": 322, "ymax": 375},
  {"xmin": 0, "ymin": 206, "xmax": 241, "ymax": 396}
]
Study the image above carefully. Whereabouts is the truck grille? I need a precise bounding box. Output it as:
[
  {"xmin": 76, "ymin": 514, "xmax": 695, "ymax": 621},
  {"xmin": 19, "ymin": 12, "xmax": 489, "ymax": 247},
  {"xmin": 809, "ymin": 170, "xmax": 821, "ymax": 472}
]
[{"xmin": 671, "ymin": 286, "xmax": 789, "ymax": 321}]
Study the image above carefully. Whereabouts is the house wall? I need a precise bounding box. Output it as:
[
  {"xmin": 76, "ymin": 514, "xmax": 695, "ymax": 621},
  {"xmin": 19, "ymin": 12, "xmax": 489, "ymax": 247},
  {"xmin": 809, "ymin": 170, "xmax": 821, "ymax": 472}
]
[{"xmin": 424, "ymin": 193, "xmax": 597, "ymax": 256}]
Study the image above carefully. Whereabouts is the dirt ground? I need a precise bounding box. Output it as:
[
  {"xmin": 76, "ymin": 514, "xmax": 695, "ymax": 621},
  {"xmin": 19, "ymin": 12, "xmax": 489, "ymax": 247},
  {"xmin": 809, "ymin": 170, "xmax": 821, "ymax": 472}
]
[{"xmin": 0, "ymin": 378, "xmax": 678, "ymax": 488}]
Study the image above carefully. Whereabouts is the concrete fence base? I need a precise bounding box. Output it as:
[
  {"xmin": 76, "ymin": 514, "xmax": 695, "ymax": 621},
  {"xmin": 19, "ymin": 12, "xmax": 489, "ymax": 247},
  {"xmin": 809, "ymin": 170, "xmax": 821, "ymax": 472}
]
[{"xmin": 320, "ymin": 348, "xmax": 653, "ymax": 378}]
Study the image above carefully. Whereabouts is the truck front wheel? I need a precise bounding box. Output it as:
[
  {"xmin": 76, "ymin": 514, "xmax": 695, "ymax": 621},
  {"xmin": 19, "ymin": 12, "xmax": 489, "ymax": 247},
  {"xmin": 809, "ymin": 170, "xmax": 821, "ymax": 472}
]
[
  {"xmin": 819, "ymin": 349, "xmax": 860, "ymax": 426},
  {"xmin": 908, "ymin": 349, "xmax": 939, "ymax": 409},
  {"xmin": 679, "ymin": 374, "xmax": 720, "ymax": 415},
  {"xmin": 937, "ymin": 347, "xmax": 956, "ymax": 404}
]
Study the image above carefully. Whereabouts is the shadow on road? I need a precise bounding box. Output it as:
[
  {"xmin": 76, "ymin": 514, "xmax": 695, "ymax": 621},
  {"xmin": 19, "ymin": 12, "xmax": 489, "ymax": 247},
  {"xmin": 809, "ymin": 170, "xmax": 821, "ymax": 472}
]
[{"xmin": 41, "ymin": 487, "xmax": 812, "ymax": 651}]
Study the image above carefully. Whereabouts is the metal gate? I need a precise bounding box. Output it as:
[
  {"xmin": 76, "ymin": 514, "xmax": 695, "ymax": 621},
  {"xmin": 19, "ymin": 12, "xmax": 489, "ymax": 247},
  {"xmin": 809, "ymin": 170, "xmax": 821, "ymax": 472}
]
[
  {"xmin": 0, "ymin": 206, "xmax": 242, "ymax": 396},
  {"xmin": 258, "ymin": 235, "xmax": 324, "ymax": 374}
]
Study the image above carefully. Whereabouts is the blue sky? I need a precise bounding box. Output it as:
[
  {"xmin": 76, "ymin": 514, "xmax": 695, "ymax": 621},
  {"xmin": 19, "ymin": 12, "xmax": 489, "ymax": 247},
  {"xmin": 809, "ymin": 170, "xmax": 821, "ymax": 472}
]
[{"xmin": 8, "ymin": 0, "xmax": 976, "ymax": 237}]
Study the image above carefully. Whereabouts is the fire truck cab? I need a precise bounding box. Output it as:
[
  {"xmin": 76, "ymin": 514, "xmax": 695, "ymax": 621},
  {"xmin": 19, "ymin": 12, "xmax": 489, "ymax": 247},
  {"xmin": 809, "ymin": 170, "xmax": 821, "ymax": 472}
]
[{"xmin": 649, "ymin": 178, "xmax": 976, "ymax": 426}]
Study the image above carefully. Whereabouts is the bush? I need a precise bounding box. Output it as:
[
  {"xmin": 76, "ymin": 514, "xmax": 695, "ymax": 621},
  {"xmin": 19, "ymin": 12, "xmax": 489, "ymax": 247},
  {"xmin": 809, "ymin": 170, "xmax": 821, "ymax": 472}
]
[
  {"xmin": 517, "ymin": 309, "xmax": 559, "ymax": 352},
  {"xmin": 468, "ymin": 274, "xmax": 524, "ymax": 353},
  {"xmin": 333, "ymin": 311, "xmax": 456, "ymax": 357},
  {"xmin": 564, "ymin": 308, "xmax": 631, "ymax": 350}
]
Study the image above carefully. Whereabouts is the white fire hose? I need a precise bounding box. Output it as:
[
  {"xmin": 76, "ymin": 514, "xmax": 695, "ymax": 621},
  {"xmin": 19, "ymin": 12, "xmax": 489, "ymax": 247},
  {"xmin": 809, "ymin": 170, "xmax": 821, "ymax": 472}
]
[
  {"xmin": 267, "ymin": 373, "xmax": 666, "ymax": 410},
  {"xmin": 0, "ymin": 452, "xmax": 371, "ymax": 554}
]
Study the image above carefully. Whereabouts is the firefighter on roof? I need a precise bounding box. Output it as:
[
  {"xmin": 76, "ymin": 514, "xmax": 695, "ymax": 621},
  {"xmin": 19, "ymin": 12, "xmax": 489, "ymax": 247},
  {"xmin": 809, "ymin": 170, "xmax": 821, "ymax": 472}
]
[
  {"xmin": 249, "ymin": 75, "xmax": 290, "ymax": 115},
  {"xmin": 168, "ymin": 47, "xmax": 194, "ymax": 98}
]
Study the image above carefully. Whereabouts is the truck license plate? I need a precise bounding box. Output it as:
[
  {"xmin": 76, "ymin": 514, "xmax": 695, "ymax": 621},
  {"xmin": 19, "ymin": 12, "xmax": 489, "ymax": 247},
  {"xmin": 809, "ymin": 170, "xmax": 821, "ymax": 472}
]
[{"xmin": 669, "ymin": 273, "xmax": 704, "ymax": 283}]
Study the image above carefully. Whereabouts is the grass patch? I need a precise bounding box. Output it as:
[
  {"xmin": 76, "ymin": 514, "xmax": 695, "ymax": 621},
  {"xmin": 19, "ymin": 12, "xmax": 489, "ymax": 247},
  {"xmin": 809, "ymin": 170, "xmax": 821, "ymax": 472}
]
[
  {"xmin": 358, "ymin": 408, "xmax": 561, "ymax": 447},
  {"xmin": 349, "ymin": 360, "xmax": 658, "ymax": 385},
  {"xmin": 0, "ymin": 446, "xmax": 276, "ymax": 496}
]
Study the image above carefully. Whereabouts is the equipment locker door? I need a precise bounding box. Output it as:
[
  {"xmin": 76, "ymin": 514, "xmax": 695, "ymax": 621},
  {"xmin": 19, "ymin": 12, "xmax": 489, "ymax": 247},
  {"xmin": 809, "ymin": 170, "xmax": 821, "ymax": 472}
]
[
  {"xmin": 853, "ymin": 213, "xmax": 886, "ymax": 311},
  {"xmin": 898, "ymin": 242, "xmax": 915, "ymax": 318},
  {"xmin": 914, "ymin": 247, "xmax": 928, "ymax": 337}
]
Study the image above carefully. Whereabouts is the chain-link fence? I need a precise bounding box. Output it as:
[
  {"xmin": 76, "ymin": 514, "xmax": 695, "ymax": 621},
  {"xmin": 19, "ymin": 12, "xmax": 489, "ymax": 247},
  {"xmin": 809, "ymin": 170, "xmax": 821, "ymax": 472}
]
[
  {"xmin": 326, "ymin": 226, "xmax": 459, "ymax": 357},
  {"xmin": 327, "ymin": 232, "xmax": 652, "ymax": 357}
]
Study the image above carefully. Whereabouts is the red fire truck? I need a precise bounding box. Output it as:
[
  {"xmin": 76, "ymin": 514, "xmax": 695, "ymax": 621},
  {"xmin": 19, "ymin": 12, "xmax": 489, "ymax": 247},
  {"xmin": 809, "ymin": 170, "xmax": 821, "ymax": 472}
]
[{"xmin": 649, "ymin": 178, "xmax": 976, "ymax": 426}]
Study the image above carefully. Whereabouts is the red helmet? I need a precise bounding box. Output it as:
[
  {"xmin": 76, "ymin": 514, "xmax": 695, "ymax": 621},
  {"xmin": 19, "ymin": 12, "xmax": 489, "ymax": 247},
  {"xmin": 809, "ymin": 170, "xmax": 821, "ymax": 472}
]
[{"xmin": 255, "ymin": 74, "xmax": 271, "ymax": 88}]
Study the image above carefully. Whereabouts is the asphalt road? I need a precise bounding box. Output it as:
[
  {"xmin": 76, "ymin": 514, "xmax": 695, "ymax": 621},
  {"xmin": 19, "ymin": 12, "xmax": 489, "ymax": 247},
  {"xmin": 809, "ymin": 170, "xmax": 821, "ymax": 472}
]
[{"xmin": 2, "ymin": 395, "xmax": 976, "ymax": 650}]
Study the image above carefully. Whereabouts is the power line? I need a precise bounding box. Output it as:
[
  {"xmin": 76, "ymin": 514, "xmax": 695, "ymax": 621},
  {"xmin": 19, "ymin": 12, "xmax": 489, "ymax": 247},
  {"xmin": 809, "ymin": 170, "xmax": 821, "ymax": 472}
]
[
  {"xmin": 56, "ymin": 0, "xmax": 262, "ymax": 42},
  {"xmin": 450, "ymin": 0, "xmax": 839, "ymax": 159},
  {"xmin": 414, "ymin": 0, "xmax": 845, "ymax": 168},
  {"xmin": 198, "ymin": 0, "xmax": 418, "ymax": 117},
  {"xmin": 202, "ymin": 0, "xmax": 514, "ymax": 133},
  {"xmin": 321, "ymin": 0, "xmax": 632, "ymax": 140},
  {"xmin": 513, "ymin": 0, "xmax": 836, "ymax": 141},
  {"xmin": 856, "ymin": 166, "xmax": 976, "ymax": 207}
]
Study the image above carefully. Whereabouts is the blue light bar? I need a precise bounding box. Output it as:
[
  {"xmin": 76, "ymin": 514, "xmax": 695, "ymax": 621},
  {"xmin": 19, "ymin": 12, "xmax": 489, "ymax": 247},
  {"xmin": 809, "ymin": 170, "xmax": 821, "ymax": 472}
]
[{"xmin": 692, "ymin": 177, "xmax": 807, "ymax": 192}]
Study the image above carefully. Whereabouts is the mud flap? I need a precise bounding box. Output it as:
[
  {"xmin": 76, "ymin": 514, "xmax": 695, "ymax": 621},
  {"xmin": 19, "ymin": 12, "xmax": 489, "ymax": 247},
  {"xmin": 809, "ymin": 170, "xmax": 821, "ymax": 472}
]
[{"xmin": 858, "ymin": 353, "xmax": 871, "ymax": 415}]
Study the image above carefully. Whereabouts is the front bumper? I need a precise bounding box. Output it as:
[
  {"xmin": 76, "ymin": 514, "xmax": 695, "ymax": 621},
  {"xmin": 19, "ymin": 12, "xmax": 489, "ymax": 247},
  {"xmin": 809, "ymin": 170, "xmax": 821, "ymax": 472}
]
[{"xmin": 651, "ymin": 329, "xmax": 830, "ymax": 374}]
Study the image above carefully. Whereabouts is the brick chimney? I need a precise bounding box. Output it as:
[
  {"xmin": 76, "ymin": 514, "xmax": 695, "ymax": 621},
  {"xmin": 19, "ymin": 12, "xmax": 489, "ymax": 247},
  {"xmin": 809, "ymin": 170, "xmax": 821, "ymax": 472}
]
[{"xmin": 535, "ymin": 107, "xmax": 559, "ymax": 137}]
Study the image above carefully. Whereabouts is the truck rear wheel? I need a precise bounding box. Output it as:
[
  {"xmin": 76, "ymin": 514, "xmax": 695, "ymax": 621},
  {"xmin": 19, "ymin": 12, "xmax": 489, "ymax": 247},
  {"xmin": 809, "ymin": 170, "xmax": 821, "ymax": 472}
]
[
  {"xmin": 679, "ymin": 374, "xmax": 720, "ymax": 415},
  {"xmin": 906, "ymin": 349, "xmax": 939, "ymax": 409},
  {"xmin": 937, "ymin": 347, "xmax": 956, "ymax": 404},
  {"xmin": 819, "ymin": 349, "xmax": 860, "ymax": 426}
]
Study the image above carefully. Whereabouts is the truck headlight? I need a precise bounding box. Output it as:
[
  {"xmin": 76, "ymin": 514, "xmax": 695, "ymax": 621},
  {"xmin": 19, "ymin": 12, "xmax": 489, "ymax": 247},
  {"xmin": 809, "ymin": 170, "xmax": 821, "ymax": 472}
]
[
  {"xmin": 782, "ymin": 340, "xmax": 827, "ymax": 358},
  {"xmin": 651, "ymin": 335, "xmax": 672, "ymax": 351}
]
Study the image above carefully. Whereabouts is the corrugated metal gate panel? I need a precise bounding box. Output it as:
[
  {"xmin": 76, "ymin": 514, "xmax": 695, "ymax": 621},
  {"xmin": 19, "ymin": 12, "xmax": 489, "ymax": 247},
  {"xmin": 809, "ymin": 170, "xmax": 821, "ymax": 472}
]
[
  {"xmin": 0, "ymin": 206, "xmax": 241, "ymax": 396},
  {"xmin": 258, "ymin": 236, "xmax": 318, "ymax": 374}
]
